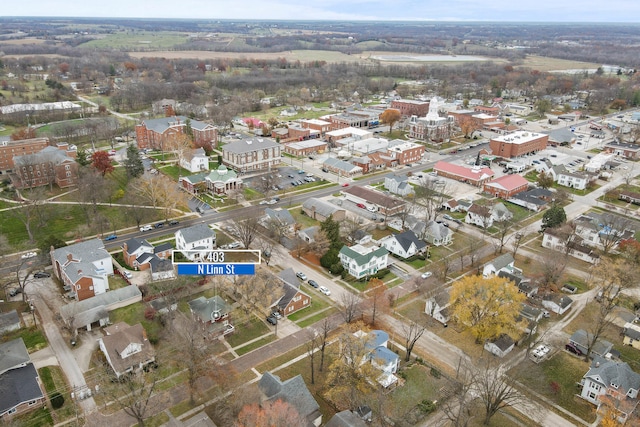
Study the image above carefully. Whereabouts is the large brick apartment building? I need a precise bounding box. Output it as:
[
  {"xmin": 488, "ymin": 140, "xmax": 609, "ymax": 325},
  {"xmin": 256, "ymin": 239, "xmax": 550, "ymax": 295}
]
[
  {"xmin": 391, "ymin": 99, "xmax": 430, "ymax": 118},
  {"xmin": 12, "ymin": 143, "xmax": 78, "ymax": 189},
  {"xmin": 0, "ymin": 137, "xmax": 49, "ymax": 174},
  {"xmin": 489, "ymin": 131, "xmax": 549, "ymax": 158},
  {"xmin": 222, "ymin": 138, "xmax": 282, "ymax": 172},
  {"xmin": 135, "ymin": 116, "xmax": 217, "ymax": 151}
]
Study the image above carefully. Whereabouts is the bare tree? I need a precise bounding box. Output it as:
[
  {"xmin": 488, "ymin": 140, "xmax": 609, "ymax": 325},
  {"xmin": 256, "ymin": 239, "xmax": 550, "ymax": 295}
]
[
  {"xmin": 492, "ymin": 219, "xmax": 514, "ymax": 254},
  {"xmin": 342, "ymin": 217, "xmax": 363, "ymax": 244},
  {"xmin": 596, "ymin": 213, "xmax": 633, "ymax": 255},
  {"xmin": 438, "ymin": 256, "xmax": 454, "ymax": 281},
  {"xmin": 306, "ymin": 330, "xmax": 320, "ymax": 385},
  {"xmin": 401, "ymin": 319, "xmax": 426, "ymax": 362},
  {"xmin": 317, "ymin": 317, "xmax": 332, "ymax": 372},
  {"xmin": 340, "ymin": 292, "xmax": 361, "ymax": 324},
  {"xmin": 233, "ymin": 215, "xmax": 261, "ymax": 249},
  {"xmin": 441, "ymin": 360, "xmax": 477, "ymax": 427},
  {"xmin": 416, "ymin": 177, "xmax": 449, "ymax": 223},
  {"xmin": 364, "ymin": 278, "xmax": 387, "ymax": 326}
]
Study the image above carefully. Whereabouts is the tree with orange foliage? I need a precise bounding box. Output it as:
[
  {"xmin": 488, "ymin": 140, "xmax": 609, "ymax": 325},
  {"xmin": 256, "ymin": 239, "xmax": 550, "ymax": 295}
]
[
  {"xmin": 380, "ymin": 108, "xmax": 401, "ymax": 132},
  {"xmin": 91, "ymin": 151, "xmax": 114, "ymax": 176},
  {"xmin": 236, "ymin": 399, "xmax": 307, "ymax": 427},
  {"xmin": 10, "ymin": 127, "xmax": 36, "ymax": 141},
  {"xmin": 457, "ymin": 115, "xmax": 476, "ymax": 139}
]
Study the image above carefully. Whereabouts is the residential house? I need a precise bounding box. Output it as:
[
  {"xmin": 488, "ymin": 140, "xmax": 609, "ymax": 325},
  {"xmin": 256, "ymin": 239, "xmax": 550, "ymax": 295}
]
[
  {"xmin": 580, "ymin": 359, "xmax": 640, "ymax": 424},
  {"xmin": 60, "ymin": 286, "xmax": 142, "ymax": 335},
  {"xmin": 121, "ymin": 237, "xmax": 172, "ymax": 273},
  {"xmin": 0, "ymin": 310, "xmax": 21, "ymax": 334},
  {"xmin": 557, "ymin": 170, "xmax": 590, "ymax": 190},
  {"xmin": 423, "ymin": 220, "xmax": 453, "ymax": 246},
  {"xmin": 51, "ymin": 239, "xmax": 114, "ymax": 301},
  {"xmin": 179, "ymin": 148, "xmax": 209, "ymax": 173},
  {"xmin": 603, "ymin": 142, "xmax": 640, "ymax": 160},
  {"xmin": 325, "ymin": 410, "xmax": 368, "ymax": 427},
  {"xmin": 484, "ymin": 335, "xmax": 515, "ymax": 358},
  {"xmin": 482, "ymin": 253, "xmax": 519, "ymax": 277},
  {"xmin": 12, "ymin": 144, "xmax": 79, "ymax": 189},
  {"xmin": 483, "ymin": 174, "xmax": 529, "ymax": 199},
  {"xmin": 466, "ymin": 204, "xmax": 493, "ymax": 229},
  {"xmin": 175, "ymin": 224, "xmax": 216, "ymax": 261},
  {"xmin": 342, "ymin": 186, "xmax": 406, "ymax": 216},
  {"xmin": 542, "ymin": 227, "xmax": 600, "ymax": 265},
  {"xmin": 508, "ymin": 187, "xmax": 553, "ymax": 212},
  {"xmin": 298, "ymin": 226, "xmax": 320, "ymax": 243},
  {"xmin": 379, "ymin": 230, "xmax": 426, "ymax": 259},
  {"xmin": 339, "ymin": 245, "xmax": 389, "ymax": 279},
  {"xmin": 258, "ymin": 372, "xmax": 322, "ymax": 427},
  {"xmin": 491, "ymin": 202, "xmax": 513, "ymax": 222},
  {"xmin": 498, "ymin": 271, "xmax": 538, "ymax": 297},
  {"xmin": 574, "ymin": 213, "xmax": 635, "ymax": 252},
  {"xmin": 433, "ymin": 161, "xmax": 494, "ymax": 187},
  {"xmin": 441, "ymin": 199, "xmax": 460, "ymax": 212},
  {"xmin": 302, "ymin": 198, "xmax": 346, "ymax": 222},
  {"xmin": 354, "ymin": 330, "xmax": 400, "ymax": 387},
  {"xmin": 0, "ymin": 338, "xmax": 45, "ymax": 419},
  {"xmin": 543, "ymin": 294, "xmax": 574, "ymax": 315},
  {"xmin": 98, "ymin": 322, "xmax": 156, "ymax": 378},
  {"xmin": 272, "ymin": 268, "xmax": 312, "ymax": 316},
  {"xmin": 221, "ymin": 137, "xmax": 282, "ymax": 173},
  {"xmin": 188, "ymin": 296, "xmax": 233, "ymax": 337},
  {"xmin": 135, "ymin": 116, "xmax": 217, "ymax": 151},
  {"xmin": 425, "ymin": 289, "xmax": 451, "ymax": 326},
  {"xmin": 384, "ymin": 173, "xmax": 415, "ymax": 197},
  {"xmin": 622, "ymin": 323, "xmax": 640, "ymax": 350},
  {"xmin": 262, "ymin": 208, "xmax": 296, "ymax": 234}
]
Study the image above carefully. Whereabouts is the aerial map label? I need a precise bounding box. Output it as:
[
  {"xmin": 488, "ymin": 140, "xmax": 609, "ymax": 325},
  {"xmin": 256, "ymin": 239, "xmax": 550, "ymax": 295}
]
[{"xmin": 173, "ymin": 250, "xmax": 260, "ymax": 276}]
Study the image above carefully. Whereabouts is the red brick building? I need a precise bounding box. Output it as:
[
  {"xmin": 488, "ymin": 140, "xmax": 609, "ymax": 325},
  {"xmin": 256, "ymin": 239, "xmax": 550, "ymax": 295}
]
[
  {"xmin": 0, "ymin": 137, "xmax": 49, "ymax": 173},
  {"xmin": 300, "ymin": 119, "xmax": 331, "ymax": 136},
  {"xmin": 135, "ymin": 116, "xmax": 217, "ymax": 151},
  {"xmin": 12, "ymin": 144, "xmax": 79, "ymax": 189},
  {"xmin": 391, "ymin": 99, "xmax": 430, "ymax": 117},
  {"xmin": 433, "ymin": 161, "xmax": 495, "ymax": 187},
  {"xmin": 483, "ymin": 174, "xmax": 530, "ymax": 199},
  {"xmin": 489, "ymin": 131, "xmax": 548, "ymax": 158},
  {"xmin": 387, "ymin": 140, "xmax": 425, "ymax": 165}
]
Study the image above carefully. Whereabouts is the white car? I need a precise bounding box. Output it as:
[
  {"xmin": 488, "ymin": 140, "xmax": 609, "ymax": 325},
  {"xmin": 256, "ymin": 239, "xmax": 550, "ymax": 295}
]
[
  {"xmin": 367, "ymin": 205, "xmax": 377, "ymax": 212},
  {"xmin": 319, "ymin": 286, "xmax": 331, "ymax": 296},
  {"xmin": 123, "ymin": 271, "xmax": 134, "ymax": 279},
  {"xmin": 421, "ymin": 271, "xmax": 432, "ymax": 279},
  {"xmin": 227, "ymin": 241, "xmax": 242, "ymax": 249},
  {"xmin": 21, "ymin": 252, "xmax": 37, "ymax": 259},
  {"xmin": 140, "ymin": 224, "xmax": 153, "ymax": 232}
]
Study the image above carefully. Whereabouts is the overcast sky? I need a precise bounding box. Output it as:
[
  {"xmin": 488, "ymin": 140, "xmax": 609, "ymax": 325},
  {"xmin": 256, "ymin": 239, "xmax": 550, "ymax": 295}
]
[{"xmin": 6, "ymin": 1, "xmax": 640, "ymax": 22}]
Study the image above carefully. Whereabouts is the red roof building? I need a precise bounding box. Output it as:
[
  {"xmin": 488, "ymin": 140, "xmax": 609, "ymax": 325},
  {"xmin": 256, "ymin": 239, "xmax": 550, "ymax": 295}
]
[
  {"xmin": 433, "ymin": 161, "xmax": 494, "ymax": 187},
  {"xmin": 483, "ymin": 174, "xmax": 530, "ymax": 199}
]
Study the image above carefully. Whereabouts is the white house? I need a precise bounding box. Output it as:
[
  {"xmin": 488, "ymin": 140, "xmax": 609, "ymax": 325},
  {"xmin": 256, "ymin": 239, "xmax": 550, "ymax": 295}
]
[
  {"xmin": 175, "ymin": 223, "xmax": 216, "ymax": 261},
  {"xmin": 339, "ymin": 245, "xmax": 388, "ymax": 279},
  {"xmin": 580, "ymin": 359, "xmax": 640, "ymax": 424},
  {"xmin": 424, "ymin": 220, "xmax": 453, "ymax": 246},
  {"xmin": 98, "ymin": 322, "xmax": 155, "ymax": 378},
  {"xmin": 379, "ymin": 230, "xmax": 426, "ymax": 259},
  {"xmin": 484, "ymin": 335, "xmax": 515, "ymax": 358},
  {"xmin": 425, "ymin": 290, "xmax": 450, "ymax": 326},
  {"xmin": 542, "ymin": 294, "xmax": 573, "ymax": 315},
  {"xmin": 180, "ymin": 148, "xmax": 209, "ymax": 173},
  {"xmin": 482, "ymin": 253, "xmax": 519, "ymax": 278},
  {"xmin": 465, "ymin": 204, "xmax": 493, "ymax": 228},
  {"xmin": 542, "ymin": 227, "xmax": 600, "ymax": 265},
  {"xmin": 384, "ymin": 173, "xmax": 415, "ymax": 197},
  {"xmin": 557, "ymin": 170, "xmax": 589, "ymax": 190}
]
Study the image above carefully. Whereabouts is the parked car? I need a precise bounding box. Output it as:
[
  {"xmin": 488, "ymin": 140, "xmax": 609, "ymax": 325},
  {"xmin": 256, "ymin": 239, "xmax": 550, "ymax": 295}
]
[
  {"xmin": 565, "ymin": 343, "xmax": 583, "ymax": 355},
  {"xmin": 319, "ymin": 286, "xmax": 331, "ymax": 296},
  {"xmin": 227, "ymin": 242, "xmax": 242, "ymax": 249},
  {"xmin": 367, "ymin": 205, "xmax": 377, "ymax": 212},
  {"xmin": 322, "ymin": 168, "xmax": 329, "ymax": 173},
  {"xmin": 297, "ymin": 170, "xmax": 305, "ymax": 174},
  {"xmin": 296, "ymin": 272, "xmax": 307, "ymax": 281},
  {"xmin": 308, "ymin": 279, "xmax": 319, "ymax": 288},
  {"xmin": 266, "ymin": 315, "xmax": 277, "ymax": 325},
  {"xmin": 104, "ymin": 234, "xmax": 118, "ymax": 241},
  {"xmin": 140, "ymin": 225, "xmax": 153, "ymax": 232},
  {"xmin": 356, "ymin": 203, "xmax": 366, "ymax": 209},
  {"xmin": 155, "ymin": 223, "xmax": 164, "ymax": 229},
  {"xmin": 259, "ymin": 200, "xmax": 269, "ymax": 205},
  {"xmin": 342, "ymin": 183, "xmax": 349, "ymax": 187},
  {"xmin": 421, "ymin": 271, "xmax": 433, "ymax": 279},
  {"xmin": 123, "ymin": 271, "xmax": 134, "ymax": 279},
  {"xmin": 169, "ymin": 220, "xmax": 179, "ymax": 226},
  {"xmin": 9, "ymin": 288, "xmax": 22, "ymax": 297},
  {"xmin": 443, "ymin": 214, "xmax": 453, "ymax": 221},
  {"xmin": 33, "ymin": 271, "xmax": 51, "ymax": 279},
  {"xmin": 21, "ymin": 252, "xmax": 37, "ymax": 259},
  {"xmin": 288, "ymin": 174, "xmax": 295, "ymax": 178},
  {"xmin": 272, "ymin": 311, "xmax": 282, "ymax": 320}
]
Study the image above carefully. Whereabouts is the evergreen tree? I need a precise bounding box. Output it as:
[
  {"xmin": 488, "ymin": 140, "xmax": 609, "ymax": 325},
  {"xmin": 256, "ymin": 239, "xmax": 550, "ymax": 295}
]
[
  {"xmin": 124, "ymin": 144, "xmax": 144, "ymax": 179},
  {"xmin": 541, "ymin": 204, "xmax": 567, "ymax": 231},
  {"xmin": 76, "ymin": 146, "xmax": 91, "ymax": 167},
  {"xmin": 320, "ymin": 215, "xmax": 341, "ymax": 249}
]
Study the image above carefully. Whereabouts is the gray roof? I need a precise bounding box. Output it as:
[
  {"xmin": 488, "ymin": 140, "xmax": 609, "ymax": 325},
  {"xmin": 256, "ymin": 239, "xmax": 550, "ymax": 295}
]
[
  {"xmin": 584, "ymin": 360, "xmax": 640, "ymax": 393},
  {"xmin": 177, "ymin": 223, "xmax": 215, "ymax": 245},
  {"xmin": 323, "ymin": 157, "xmax": 362, "ymax": 173},
  {"xmin": 326, "ymin": 411, "xmax": 368, "ymax": 427},
  {"xmin": 485, "ymin": 253, "xmax": 514, "ymax": 271},
  {"xmin": 223, "ymin": 137, "xmax": 280, "ymax": 154},
  {"xmin": 264, "ymin": 208, "xmax": 295, "ymax": 226},
  {"xmin": 302, "ymin": 198, "xmax": 340, "ymax": 218},
  {"xmin": 392, "ymin": 230, "xmax": 427, "ymax": 252},
  {"xmin": 0, "ymin": 363, "xmax": 44, "ymax": 415},
  {"xmin": 275, "ymin": 268, "xmax": 310, "ymax": 311},
  {"xmin": 490, "ymin": 335, "xmax": 514, "ymax": 352},
  {"xmin": 258, "ymin": 372, "xmax": 321, "ymax": 424},
  {"xmin": 0, "ymin": 338, "xmax": 30, "ymax": 375},
  {"xmin": 141, "ymin": 115, "xmax": 211, "ymax": 134},
  {"xmin": 60, "ymin": 285, "xmax": 142, "ymax": 324},
  {"xmin": 370, "ymin": 345, "xmax": 399, "ymax": 365},
  {"xmin": 123, "ymin": 237, "xmax": 152, "ymax": 254},
  {"xmin": 14, "ymin": 145, "xmax": 75, "ymax": 167},
  {"xmin": 149, "ymin": 257, "xmax": 174, "ymax": 273},
  {"xmin": 570, "ymin": 329, "xmax": 613, "ymax": 357},
  {"xmin": 52, "ymin": 239, "xmax": 111, "ymax": 283},
  {"xmin": 0, "ymin": 310, "xmax": 20, "ymax": 333},
  {"xmin": 188, "ymin": 296, "xmax": 229, "ymax": 322}
]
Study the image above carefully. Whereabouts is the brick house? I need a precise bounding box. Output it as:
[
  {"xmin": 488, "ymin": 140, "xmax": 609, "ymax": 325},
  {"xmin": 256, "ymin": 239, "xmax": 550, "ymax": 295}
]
[
  {"xmin": 489, "ymin": 131, "xmax": 548, "ymax": 158},
  {"xmin": 50, "ymin": 239, "xmax": 113, "ymax": 301},
  {"xmin": 121, "ymin": 237, "xmax": 173, "ymax": 273},
  {"xmin": 484, "ymin": 174, "xmax": 529, "ymax": 199},
  {"xmin": 272, "ymin": 268, "xmax": 312, "ymax": 316},
  {"xmin": 188, "ymin": 296, "xmax": 233, "ymax": 337},
  {"xmin": 221, "ymin": 137, "xmax": 282, "ymax": 173},
  {"xmin": 135, "ymin": 115, "xmax": 217, "ymax": 151},
  {"xmin": 603, "ymin": 142, "xmax": 640, "ymax": 160},
  {"xmin": 0, "ymin": 137, "xmax": 49, "ymax": 173},
  {"xmin": 12, "ymin": 145, "xmax": 79, "ymax": 189}
]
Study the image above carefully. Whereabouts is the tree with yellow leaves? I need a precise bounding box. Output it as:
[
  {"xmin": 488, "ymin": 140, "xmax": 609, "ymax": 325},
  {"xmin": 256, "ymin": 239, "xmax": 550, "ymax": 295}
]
[{"xmin": 449, "ymin": 275, "xmax": 527, "ymax": 343}]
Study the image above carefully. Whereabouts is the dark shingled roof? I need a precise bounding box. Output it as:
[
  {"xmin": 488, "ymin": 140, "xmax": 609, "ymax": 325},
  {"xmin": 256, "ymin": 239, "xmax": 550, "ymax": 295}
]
[
  {"xmin": 258, "ymin": 372, "xmax": 321, "ymax": 426},
  {"xmin": 0, "ymin": 363, "xmax": 44, "ymax": 415}
]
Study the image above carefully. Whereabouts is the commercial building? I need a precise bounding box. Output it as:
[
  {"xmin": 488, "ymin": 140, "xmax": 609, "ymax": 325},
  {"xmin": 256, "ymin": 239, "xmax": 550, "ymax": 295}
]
[{"xmin": 489, "ymin": 131, "xmax": 548, "ymax": 158}]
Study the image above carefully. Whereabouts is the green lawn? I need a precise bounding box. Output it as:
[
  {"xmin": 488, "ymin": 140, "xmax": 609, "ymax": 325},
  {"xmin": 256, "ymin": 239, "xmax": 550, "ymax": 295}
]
[
  {"xmin": 296, "ymin": 308, "xmax": 339, "ymax": 328},
  {"xmin": 235, "ymin": 335, "xmax": 277, "ymax": 356},
  {"xmin": 510, "ymin": 352, "xmax": 596, "ymax": 423},
  {"xmin": 159, "ymin": 164, "xmax": 192, "ymax": 180},
  {"xmin": 225, "ymin": 315, "xmax": 271, "ymax": 348},
  {"xmin": 388, "ymin": 364, "xmax": 445, "ymax": 423},
  {"xmin": 289, "ymin": 208, "xmax": 321, "ymax": 229},
  {"xmin": 288, "ymin": 293, "xmax": 332, "ymax": 322},
  {"xmin": 1, "ymin": 326, "xmax": 48, "ymax": 352},
  {"xmin": 109, "ymin": 304, "xmax": 164, "ymax": 344},
  {"xmin": 38, "ymin": 366, "xmax": 77, "ymax": 423}
]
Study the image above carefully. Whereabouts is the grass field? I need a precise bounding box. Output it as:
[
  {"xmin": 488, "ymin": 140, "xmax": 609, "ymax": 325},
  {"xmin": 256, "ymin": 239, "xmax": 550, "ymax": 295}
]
[{"xmin": 79, "ymin": 32, "xmax": 189, "ymax": 49}]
